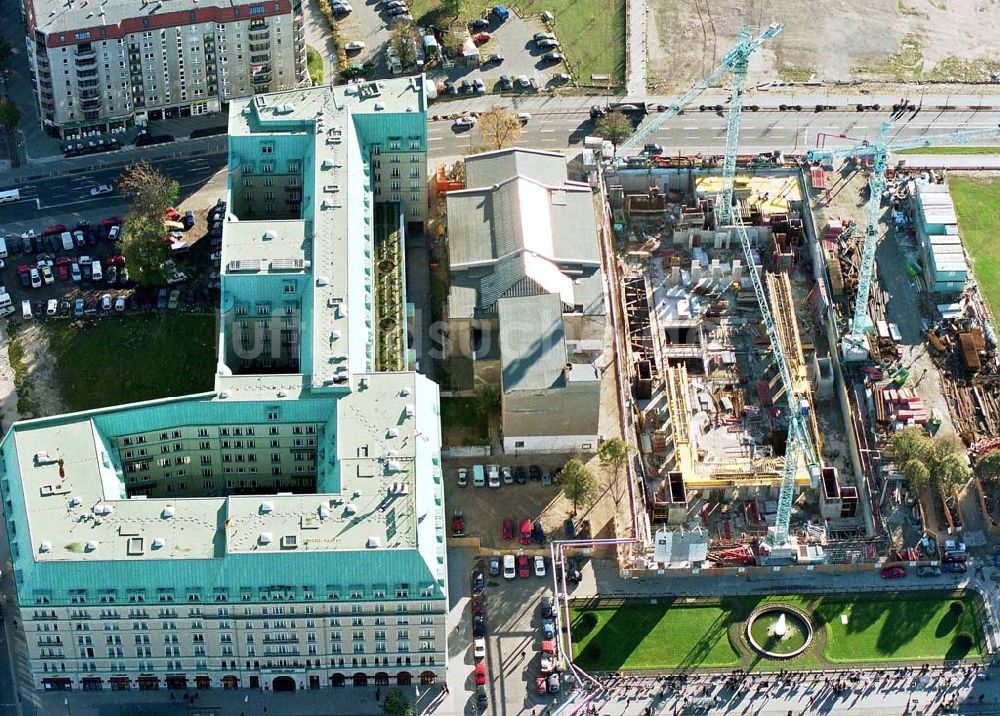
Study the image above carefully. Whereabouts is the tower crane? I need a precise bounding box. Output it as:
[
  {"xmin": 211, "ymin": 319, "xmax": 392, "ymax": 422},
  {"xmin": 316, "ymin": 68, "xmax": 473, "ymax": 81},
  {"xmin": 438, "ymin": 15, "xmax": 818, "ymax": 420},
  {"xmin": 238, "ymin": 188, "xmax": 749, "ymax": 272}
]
[
  {"xmin": 805, "ymin": 122, "xmax": 1000, "ymax": 361},
  {"xmin": 617, "ymin": 23, "xmax": 783, "ymax": 195},
  {"xmin": 732, "ymin": 211, "xmax": 820, "ymax": 561}
]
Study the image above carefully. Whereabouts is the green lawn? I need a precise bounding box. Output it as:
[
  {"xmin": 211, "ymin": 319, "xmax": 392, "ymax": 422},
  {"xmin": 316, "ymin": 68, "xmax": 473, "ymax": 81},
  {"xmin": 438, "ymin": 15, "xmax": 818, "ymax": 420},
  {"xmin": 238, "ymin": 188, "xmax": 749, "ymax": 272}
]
[
  {"xmin": 570, "ymin": 592, "xmax": 984, "ymax": 671},
  {"xmin": 897, "ymin": 146, "xmax": 1000, "ymax": 155},
  {"xmin": 570, "ymin": 602, "xmax": 743, "ymax": 670},
  {"xmin": 306, "ymin": 45, "xmax": 324, "ymax": 86},
  {"xmin": 408, "ymin": 0, "xmax": 625, "ymax": 86},
  {"xmin": 813, "ymin": 594, "xmax": 983, "ymax": 662},
  {"xmin": 440, "ymin": 396, "xmax": 489, "ymax": 445},
  {"xmin": 46, "ymin": 313, "xmax": 217, "ymax": 412},
  {"xmin": 950, "ymin": 176, "xmax": 1000, "ymax": 319}
]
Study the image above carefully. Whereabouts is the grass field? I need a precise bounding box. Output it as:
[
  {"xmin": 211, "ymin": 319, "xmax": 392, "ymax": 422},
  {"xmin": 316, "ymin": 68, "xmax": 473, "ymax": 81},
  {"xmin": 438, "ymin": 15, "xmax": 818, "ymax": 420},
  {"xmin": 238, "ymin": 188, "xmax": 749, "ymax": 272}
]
[
  {"xmin": 570, "ymin": 592, "xmax": 983, "ymax": 671},
  {"xmin": 950, "ymin": 177, "xmax": 1000, "ymax": 319},
  {"xmin": 570, "ymin": 601, "xmax": 742, "ymax": 670},
  {"xmin": 897, "ymin": 147, "xmax": 1000, "ymax": 155},
  {"xmin": 306, "ymin": 45, "xmax": 324, "ymax": 86},
  {"xmin": 408, "ymin": 0, "xmax": 625, "ymax": 85},
  {"xmin": 46, "ymin": 314, "xmax": 217, "ymax": 412},
  {"xmin": 440, "ymin": 396, "xmax": 490, "ymax": 445}
]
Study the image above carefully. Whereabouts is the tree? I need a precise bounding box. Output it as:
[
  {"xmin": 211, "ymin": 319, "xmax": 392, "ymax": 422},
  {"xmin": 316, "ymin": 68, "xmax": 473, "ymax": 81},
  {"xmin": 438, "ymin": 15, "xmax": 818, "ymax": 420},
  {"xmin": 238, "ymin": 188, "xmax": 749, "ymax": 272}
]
[
  {"xmin": 933, "ymin": 432, "xmax": 965, "ymax": 458},
  {"xmin": 0, "ymin": 40, "xmax": 12, "ymax": 68},
  {"xmin": 598, "ymin": 437, "xmax": 631, "ymax": 511},
  {"xmin": 560, "ymin": 458, "xmax": 598, "ymax": 514},
  {"xmin": 473, "ymin": 383, "xmax": 499, "ymax": 418},
  {"xmin": 595, "ymin": 111, "xmax": 633, "ymax": 153},
  {"xmin": 441, "ymin": 29, "xmax": 465, "ymax": 58},
  {"xmin": 120, "ymin": 212, "xmax": 170, "ymax": 287},
  {"xmin": 390, "ymin": 22, "xmax": 421, "ymax": 69},
  {"xmin": 117, "ymin": 160, "xmax": 179, "ymax": 217},
  {"xmin": 901, "ymin": 458, "xmax": 930, "ymax": 493},
  {"xmin": 888, "ymin": 426, "xmax": 933, "ymax": 466},
  {"xmin": 441, "ymin": 0, "xmax": 462, "ymax": 17},
  {"xmin": 0, "ymin": 99, "xmax": 20, "ymax": 132},
  {"xmin": 382, "ymin": 688, "xmax": 413, "ymax": 716},
  {"xmin": 975, "ymin": 450, "xmax": 1000, "ymax": 484},
  {"xmin": 478, "ymin": 106, "xmax": 522, "ymax": 151},
  {"xmin": 933, "ymin": 452, "xmax": 970, "ymax": 498}
]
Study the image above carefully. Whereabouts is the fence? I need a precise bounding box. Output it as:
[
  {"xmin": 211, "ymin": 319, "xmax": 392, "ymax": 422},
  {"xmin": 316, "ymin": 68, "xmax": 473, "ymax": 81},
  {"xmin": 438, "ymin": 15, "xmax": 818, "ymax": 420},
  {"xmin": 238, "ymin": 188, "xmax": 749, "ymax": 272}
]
[{"xmin": 441, "ymin": 446, "xmax": 491, "ymax": 458}]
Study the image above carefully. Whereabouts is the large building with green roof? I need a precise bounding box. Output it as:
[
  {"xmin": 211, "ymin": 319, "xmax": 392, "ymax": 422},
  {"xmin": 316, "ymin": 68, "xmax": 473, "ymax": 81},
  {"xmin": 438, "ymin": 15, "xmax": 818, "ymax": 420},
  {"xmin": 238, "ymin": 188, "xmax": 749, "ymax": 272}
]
[{"xmin": 0, "ymin": 77, "xmax": 448, "ymax": 694}]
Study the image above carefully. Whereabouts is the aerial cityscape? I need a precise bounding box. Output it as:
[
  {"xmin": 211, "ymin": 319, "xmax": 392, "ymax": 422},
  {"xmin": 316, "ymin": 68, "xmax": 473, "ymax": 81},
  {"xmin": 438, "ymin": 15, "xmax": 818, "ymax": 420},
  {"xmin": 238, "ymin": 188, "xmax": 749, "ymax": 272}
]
[{"xmin": 0, "ymin": 0, "xmax": 998, "ymax": 714}]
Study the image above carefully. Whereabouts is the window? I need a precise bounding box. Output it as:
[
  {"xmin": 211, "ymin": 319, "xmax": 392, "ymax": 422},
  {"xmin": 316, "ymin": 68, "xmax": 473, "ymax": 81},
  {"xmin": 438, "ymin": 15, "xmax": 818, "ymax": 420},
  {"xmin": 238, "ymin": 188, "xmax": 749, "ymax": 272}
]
[{"xmin": 261, "ymin": 143, "xmax": 273, "ymax": 154}]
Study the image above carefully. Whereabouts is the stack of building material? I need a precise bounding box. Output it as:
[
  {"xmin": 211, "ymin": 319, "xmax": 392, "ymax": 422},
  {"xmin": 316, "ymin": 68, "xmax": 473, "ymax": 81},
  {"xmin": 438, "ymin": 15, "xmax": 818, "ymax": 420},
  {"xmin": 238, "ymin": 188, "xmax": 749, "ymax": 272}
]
[
  {"xmin": 913, "ymin": 182, "xmax": 967, "ymax": 293},
  {"xmin": 875, "ymin": 385, "xmax": 928, "ymax": 425}
]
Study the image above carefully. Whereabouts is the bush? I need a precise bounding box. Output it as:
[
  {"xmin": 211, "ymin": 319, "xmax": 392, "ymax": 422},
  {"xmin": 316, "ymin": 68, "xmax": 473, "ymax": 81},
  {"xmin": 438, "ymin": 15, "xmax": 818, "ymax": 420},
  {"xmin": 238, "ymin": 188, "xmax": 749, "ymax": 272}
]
[
  {"xmin": 575, "ymin": 611, "xmax": 599, "ymax": 637},
  {"xmin": 950, "ymin": 601, "xmax": 965, "ymax": 616}
]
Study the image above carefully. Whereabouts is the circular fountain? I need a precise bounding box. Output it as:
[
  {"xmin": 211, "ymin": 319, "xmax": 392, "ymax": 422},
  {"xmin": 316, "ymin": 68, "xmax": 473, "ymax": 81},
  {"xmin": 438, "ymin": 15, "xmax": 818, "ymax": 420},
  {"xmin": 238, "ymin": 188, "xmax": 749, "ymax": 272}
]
[{"xmin": 745, "ymin": 605, "xmax": 814, "ymax": 659}]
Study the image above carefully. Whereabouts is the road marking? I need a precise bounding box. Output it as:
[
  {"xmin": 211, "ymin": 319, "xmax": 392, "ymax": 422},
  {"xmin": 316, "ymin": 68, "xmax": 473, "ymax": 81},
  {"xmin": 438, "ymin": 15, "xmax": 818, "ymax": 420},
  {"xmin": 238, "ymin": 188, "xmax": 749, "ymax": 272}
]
[
  {"xmin": 539, "ymin": 129, "xmax": 556, "ymax": 133},
  {"xmin": 428, "ymin": 137, "xmax": 443, "ymax": 142}
]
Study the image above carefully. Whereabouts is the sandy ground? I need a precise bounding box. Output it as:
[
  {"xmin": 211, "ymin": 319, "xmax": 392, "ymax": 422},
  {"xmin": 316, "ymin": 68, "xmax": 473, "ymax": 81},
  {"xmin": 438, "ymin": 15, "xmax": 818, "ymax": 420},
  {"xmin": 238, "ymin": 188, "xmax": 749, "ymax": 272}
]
[
  {"xmin": 0, "ymin": 322, "xmax": 67, "ymax": 429},
  {"xmin": 646, "ymin": 0, "xmax": 1000, "ymax": 90}
]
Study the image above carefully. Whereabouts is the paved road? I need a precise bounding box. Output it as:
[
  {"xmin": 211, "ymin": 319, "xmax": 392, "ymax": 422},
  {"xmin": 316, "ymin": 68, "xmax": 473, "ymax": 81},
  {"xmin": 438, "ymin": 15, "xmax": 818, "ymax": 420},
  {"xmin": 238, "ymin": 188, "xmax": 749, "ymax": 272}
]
[{"xmin": 625, "ymin": 0, "xmax": 647, "ymax": 96}]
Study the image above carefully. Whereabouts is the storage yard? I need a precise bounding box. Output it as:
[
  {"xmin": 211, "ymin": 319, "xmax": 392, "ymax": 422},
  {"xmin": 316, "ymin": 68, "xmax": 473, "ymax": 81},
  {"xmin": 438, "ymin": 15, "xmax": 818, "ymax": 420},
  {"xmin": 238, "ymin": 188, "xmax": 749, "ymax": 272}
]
[{"xmin": 645, "ymin": 0, "xmax": 1000, "ymax": 89}]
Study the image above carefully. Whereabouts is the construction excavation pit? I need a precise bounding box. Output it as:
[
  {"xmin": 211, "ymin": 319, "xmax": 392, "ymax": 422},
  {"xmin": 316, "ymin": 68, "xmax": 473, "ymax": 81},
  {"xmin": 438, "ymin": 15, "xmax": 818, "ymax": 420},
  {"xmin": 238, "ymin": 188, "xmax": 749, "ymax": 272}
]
[
  {"xmin": 608, "ymin": 164, "xmax": 872, "ymax": 571},
  {"xmin": 745, "ymin": 605, "xmax": 814, "ymax": 659}
]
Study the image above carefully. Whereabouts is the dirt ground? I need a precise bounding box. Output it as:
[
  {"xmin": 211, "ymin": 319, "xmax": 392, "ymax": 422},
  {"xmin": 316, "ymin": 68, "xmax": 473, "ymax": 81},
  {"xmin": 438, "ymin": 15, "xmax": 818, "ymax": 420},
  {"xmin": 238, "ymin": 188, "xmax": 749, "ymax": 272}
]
[
  {"xmin": 646, "ymin": 0, "xmax": 1000, "ymax": 90},
  {"xmin": 0, "ymin": 323, "xmax": 67, "ymax": 428}
]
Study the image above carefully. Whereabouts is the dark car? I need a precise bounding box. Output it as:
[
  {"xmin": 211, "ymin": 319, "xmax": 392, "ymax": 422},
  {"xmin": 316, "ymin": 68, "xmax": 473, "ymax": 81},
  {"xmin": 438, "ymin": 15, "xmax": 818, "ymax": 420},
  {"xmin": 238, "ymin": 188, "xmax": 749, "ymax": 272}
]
[
  {"xmin": 489, "ymin": 553, "xmax": 501, "ymax": 577},
  {"xmin": 476, "ymin": 685, "xmax": 488, "ymax": 711},
  {"xmin": 540, "ymin": 596, "xmax": 553, "ymax": 619},
  {"xmin": 185, "ymin": 289, "xmax": 196, "ymax": 307},
  {"xmin": 532, "ymin": 521, "xmax": 546, "ymax": 544},
  {"xmin": 472, "ymin": 613, "xmax": 486, "ymax": 637},
  {"xmin": 157, "ymin": 288, "xmax": 168, "ymax": 309},
  {"xmin": 472, "ymin": 570, "xmax": 485, "ymax": 593},
  {"xmin": 499, "ymin": 74, "xmax": 513, "ymax": 91},
  {"xmin": 468, "ymin": 17, "xmax": 489, "ymax": 30},
  {"xmin": 106, "ymin": 265, "xmax": 118, "ymax": 285},
  {"xmin": 529, "ymin": 465, "xmax": 542, "ymax": 481},
  {"xmin": 58, "ymin": 299, "xmax": 70, "ymax": 316},
  {"xmin": 564, "ymin": 518, "xmax": 576, "ymax": 540},
  {"xmin": 945, "ymin": 562, "xmax": 967, "ymax": 574},
  {"xmin": 459, "ymin": 79, "xmax": 472, "ymax": 95},
  {"xmin": 514, "ymin": 466, "xmax": 526, "ymax": 484},
  {"xmin": 18, "ymin": 271, "xmax": 30, "ymax": 289},
  {"xmin": 21, "ymin": 236, "xmax": 33, "ymax": 254}
]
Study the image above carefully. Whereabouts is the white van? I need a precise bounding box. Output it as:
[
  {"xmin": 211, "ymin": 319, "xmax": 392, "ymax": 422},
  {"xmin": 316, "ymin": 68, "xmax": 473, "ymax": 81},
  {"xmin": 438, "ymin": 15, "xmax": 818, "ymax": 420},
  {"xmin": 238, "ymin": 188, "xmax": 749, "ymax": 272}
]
[
  {"xmin": 21, "ymin": 299, "xmax": 32, "ymax": 320},
  {"xmin": 0, "ymin": 189, "xmax": 19, "ymax": 204},
  {"xmin": 91, "ymin": 259, "xmax": 103, "ymax": 282},
  {"xmin": 61, "ymin": 232, "xmax": 74, "ymax": 251},
  {"xmin": 0, "ymin": 290, "xmax": 13, "ymax": 318},
  {"xmin": 0, "ymin": 236, "xmax": 7, "ymax": 259}
]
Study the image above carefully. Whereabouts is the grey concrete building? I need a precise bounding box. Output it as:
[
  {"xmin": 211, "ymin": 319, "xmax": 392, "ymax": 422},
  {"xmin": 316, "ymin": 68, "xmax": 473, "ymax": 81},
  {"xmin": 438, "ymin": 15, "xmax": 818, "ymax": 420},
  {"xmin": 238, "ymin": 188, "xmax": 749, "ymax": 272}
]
[{"xmin": 19, "ymin": 0, "xmax": 307, "ymax": 138}]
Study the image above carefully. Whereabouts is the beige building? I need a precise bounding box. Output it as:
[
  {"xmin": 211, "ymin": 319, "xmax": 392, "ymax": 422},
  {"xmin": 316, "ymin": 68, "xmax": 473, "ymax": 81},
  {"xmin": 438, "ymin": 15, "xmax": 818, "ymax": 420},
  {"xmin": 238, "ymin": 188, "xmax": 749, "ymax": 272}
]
[{"xmin": 20, "ymin": 0, "xmax": 306, "ymax": 138}]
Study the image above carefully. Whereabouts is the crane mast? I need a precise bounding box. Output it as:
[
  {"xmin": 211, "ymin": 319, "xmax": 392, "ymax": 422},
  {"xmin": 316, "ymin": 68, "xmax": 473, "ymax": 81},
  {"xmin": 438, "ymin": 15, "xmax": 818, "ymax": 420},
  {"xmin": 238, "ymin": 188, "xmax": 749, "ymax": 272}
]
[
  {"xmin": 806, "ymin": 122, "xmax": 1000, "ymax": 360},
  {"xmin": 617, "ymin": 23, "xmax": 783, "ymax": 159}
]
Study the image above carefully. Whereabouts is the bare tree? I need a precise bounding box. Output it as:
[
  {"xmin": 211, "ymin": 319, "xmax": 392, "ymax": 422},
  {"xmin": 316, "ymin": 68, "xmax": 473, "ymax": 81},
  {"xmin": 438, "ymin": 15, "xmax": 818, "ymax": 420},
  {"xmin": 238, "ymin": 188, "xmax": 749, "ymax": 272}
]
[
  {"xmin": 598, "ymin": 437, "xmax": 631, "ymax": 512},
  {"xmin": 117, "ymin": 160, "xmax": 179, "ymax": 217},
  {"xmin": 595, "ymin": 111, "xmax": 633, "ymax": 154},
  {"xmin": 390, "ymin": 22, "xmax": 421, "ymax": 69},
  {"xmin": 478, "ymin": 107, "xmax": 522, "ymax": 151}
]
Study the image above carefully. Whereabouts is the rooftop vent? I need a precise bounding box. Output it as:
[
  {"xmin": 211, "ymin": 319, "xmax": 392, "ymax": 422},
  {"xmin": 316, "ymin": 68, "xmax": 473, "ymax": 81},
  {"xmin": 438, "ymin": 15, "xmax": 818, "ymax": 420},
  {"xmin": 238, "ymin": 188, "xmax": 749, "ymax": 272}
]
[
  {"xmin": 151, "ymin": 537, "xmax": 165, "ymax": 549},
  {"xmin": 85, "ymin": 541, "xmax": 99, "ymax": 552},
  {"xmin": 93, "ymin": 504, "xmax": 113, "ymax": 516},
  {"xmin": 316, "ymin": 276, "xmax": 330, "ymax": 287},
  {"xmin": 277, "ymin": 389, "xmax": 288, "ymax": 398},
  {"xmin": 386, "ymin": 428, "xmax": 399, "ymax": 439},
  {"xmin": 260, "ymin": 501, "xmax": 274, "ymax": 514},
  {"xmin": 280, "ymin": 534, "xmax": 298, "ymax": 549},
  {"xmin": 318, "ymin": 505, "xmax": 330, "ymax": 519},
  {"xmin": 404, "ymin": 404, "xmax": 415, "ymax": 418},
  {"xmin": 126, "ymin": 537, "xmax": 144, "ymax": 556},
  {"xmin": 374, "ymin": 103, "xmax": 385, "ymax": 111},
  {"xmin": 69, "ymin": 496, "xmax": 81, "ymax": 507},
  {"xmin": 386, "ymin": 460, "xmax": 403, "ymax": 473},
  {"xmin": 219, "ymin": 390, "xmax": 231, "ymax": 399},
  {"xmin": 34, "ymin": 451, "xmax": 54, "ymax": 464},
  {"xmin": 344, "ymin": 503, "xmax": 357, "ymax": 516},
  {"xmin": 161, "ymin": 506, "xmax": 175, "ymax": 519},
  {"xmin": 366, "ymin": 536, "xmax": 381, "ymax": 548},
  {"xmin": 259, "ymin": 532, "xmax": 273, "ymax": 545},
  {"xmin": 399, "ymin": 387, "xmax": 410, "ymax": 397},
  {"xmin": 262, "ymin": 230, "xmax": 277, "ymax": 241},
  {"xmin": 39, "ymin": 541, "xmax": 52, "ymax": 553}
]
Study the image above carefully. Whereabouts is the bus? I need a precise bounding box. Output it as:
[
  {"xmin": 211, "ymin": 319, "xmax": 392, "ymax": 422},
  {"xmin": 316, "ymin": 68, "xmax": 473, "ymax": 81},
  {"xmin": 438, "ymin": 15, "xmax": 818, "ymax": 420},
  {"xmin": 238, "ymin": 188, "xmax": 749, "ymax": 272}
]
[{"xmin": 0, "ymin": 189, "xmax": 20, "ymax": 204}]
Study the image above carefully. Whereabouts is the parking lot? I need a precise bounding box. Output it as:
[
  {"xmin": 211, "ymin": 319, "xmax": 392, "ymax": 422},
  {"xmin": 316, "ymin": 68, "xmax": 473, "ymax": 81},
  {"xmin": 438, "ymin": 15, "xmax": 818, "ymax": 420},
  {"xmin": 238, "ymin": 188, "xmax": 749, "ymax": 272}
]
[{"xmin": 1, "ymin": 203, "xmax": 223, "ymax": 324}]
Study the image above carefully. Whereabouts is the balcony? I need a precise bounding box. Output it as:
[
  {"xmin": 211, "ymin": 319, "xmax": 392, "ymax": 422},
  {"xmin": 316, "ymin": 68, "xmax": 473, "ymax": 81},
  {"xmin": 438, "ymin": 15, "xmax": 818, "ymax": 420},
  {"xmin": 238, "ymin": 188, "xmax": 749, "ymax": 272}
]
[
  {"xmin": 81, "ymin": 97, "xmax": 101, "ymax": 110},
  {"xmin": 252, "ymin": 73, "xmax": 271, "ymax": 84},
  {"xmin": 249, "ymin": 43, "xmax": 270, "ymax": 53},
  {"xmin": 75, "ymin": 55, "xmax": 97, "ymax": 67},
  {"xmin": 79, "ymin": 89, "xmax": 100, "ymax": 99},
  {"xmin": 76, "ymin": 68, "xmax": 98, "ymax": 79},
  {"xmin": 75, "ymin": 45, "xmax": 95, "ymax": 57},
  {"xmin": 250, "ymin": 54, "xmax": 270, "ymax": 65}
]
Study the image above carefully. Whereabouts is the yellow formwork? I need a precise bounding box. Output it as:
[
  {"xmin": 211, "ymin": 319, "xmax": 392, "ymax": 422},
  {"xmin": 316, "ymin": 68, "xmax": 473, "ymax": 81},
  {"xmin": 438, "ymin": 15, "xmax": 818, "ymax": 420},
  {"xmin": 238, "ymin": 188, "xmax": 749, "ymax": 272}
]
[{"xmin": 695, "ymin": 174, "xmax": 802, "ymax": 216}]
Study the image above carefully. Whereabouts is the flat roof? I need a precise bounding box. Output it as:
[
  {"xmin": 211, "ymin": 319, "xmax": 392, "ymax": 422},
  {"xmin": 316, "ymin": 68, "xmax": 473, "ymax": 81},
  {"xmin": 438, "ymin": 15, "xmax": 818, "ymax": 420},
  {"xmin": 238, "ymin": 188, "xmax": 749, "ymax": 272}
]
[{"xmin": 221, "ymin": 220, "xmax": 307, "ymax": 274}]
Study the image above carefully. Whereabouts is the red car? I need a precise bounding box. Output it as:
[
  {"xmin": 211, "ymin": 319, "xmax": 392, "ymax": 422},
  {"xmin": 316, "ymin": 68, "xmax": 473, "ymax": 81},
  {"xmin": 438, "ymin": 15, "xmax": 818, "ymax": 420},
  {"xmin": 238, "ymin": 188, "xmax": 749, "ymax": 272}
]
[
  {"xmin": 880, "ymin": 566, "xmax": 907, "ymax": 580},
  {"xmin": 106, "ymin": 254, "xmax": 126, "ymax": 267},
  {"xmin": 55, "ymin": 257, "xmax": 72, "ymax": 281},
  {"xmin": 472, "ymin": 32, "xmax": 491, "ymax": 44},
  {"xmin": 101, "ymin": 216, "xmax": 123, "ymax": 228},
  {"xmin": 535, "ymin": 676, "xmax": 547, "ymax": 695},
  {"xmin": 164, "ymin": 207, "xmax": 182, "ymax": 221},
  {"xmin": 16, "ymin": 264, "xmax": 32, "ymax": 275},
  {"xmin": 519, "ymin": 518, "xmax": 532, "ymax": 545},
  {"xmin": 516, "ymin": 555, "xmax": 530, "ymax": 578},
  {"xmin": 474, "ymin": 661, "xmax": 487, "ymax": 686},
  {"xmin": 502, "ymin": 519, "xmax": 514, "ymax": 541},
  {"xmin": 42, "ymin": 224, "xmax": 67, "ymax": 236},
  {"xmin": 471, "ymin": 593, "xmax": 484, "ymax": 615}
]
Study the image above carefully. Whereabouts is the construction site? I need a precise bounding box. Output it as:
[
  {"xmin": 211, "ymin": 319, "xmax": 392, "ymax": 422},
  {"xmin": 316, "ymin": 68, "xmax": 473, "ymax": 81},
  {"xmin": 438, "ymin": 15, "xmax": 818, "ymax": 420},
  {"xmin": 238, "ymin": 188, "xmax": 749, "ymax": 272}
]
[{"xmin": 596, "ymin": 25, "xmax": 1000, "ymax": 573}]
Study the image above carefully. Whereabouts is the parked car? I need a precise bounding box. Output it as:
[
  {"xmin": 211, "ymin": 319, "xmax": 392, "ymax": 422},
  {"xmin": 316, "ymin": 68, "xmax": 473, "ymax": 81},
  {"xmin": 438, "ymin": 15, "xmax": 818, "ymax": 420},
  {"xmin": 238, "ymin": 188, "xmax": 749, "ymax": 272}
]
[
  {"xmin": 168, "ymin": 289, "xmax": 180, "ymax": 309},
  {"xmin": 487, "ymin": 464, "xmax": 500, "ymax": 488},
  {"xmin": 535, "ymin": 676, "xmax": 548, "ymax": 695},
  {"xmin": 46, "ymin": 299, "xmax": 57, "ymax": 316},
  {"xmin": 472, "ymin": 32, "xmax": 491, "ymax": 44},
  {"xmin": 55, "ymin": 257, "xmax": 71, "ymax": 281},
  {"xmin": 484, "ymin": 53, "xmax": 504, "ymax": 64},
  {"xmin": 472, "ymin": 613, "xmax": 486, "ymax": 637},
  {"xmin": 502, "ymin": 554, "xmax": 516, "ymax": 580},
  {"xmin": 529, "ymin": 464, "xmax": 542, "ymax": 481},
  {"xmin": 157, "ymin": 288, "xmax": 168, "ymax": 309},
  {"xmin": 542, "ymin": 51, "xmax": 564, "ymax": 63},
  {"xmin": 537, "ymin": 38, "xmax": 560, "ymax": 49},
  {"xmin": 70, "ymin": 261, "xmax": 81, "ymax": 282},
  {"xmin": 344, "ymin": 41, "xmax": 366, "ymax": 51},
  {"xmin": 517, "ymin": 112, "xmax": 531, "ymax": 124},
  {"xmin": 452, "ymin": 510, "xmax": 466, "ymax": 536},
  {"xmin": 499, "ymin": 74, "xmax": 513, "ymax": 91},
  {"xmin": 533, "ymin": 555, "xmax": 546, "ymax": 577},
  {"xmin": 916, "ymin": 565, "xmax": 941, "ymax": 577},
  {"xmin": 533, "ymin": 31, "xmax": 556, "ymax": 41},
  {"xmin": 945, "ymin": 562, "xmax": 968, "ymax": 574},
  {"xmin": 39, "ymin": 264, "xmax": 54, "ymax": 285},
  {"xmin": 166, "ymin": 272, "xmax": 188, "ymax": 285},
  {"xmin": 473, "ymin": 79, "xmax": 486, "ymax": 94},
  {"xmin": 880, "ymin": 566, "xmax": 907, "ymax": 580},
  {"xmin": 519, "ymin": 518, "xmax": 532, "ymax": 545},
  {"xmin": 489, "ymin": 553, "xmax": 501, "ymax": 577},
  {"xmin": 516, "ymin": 74, "xmax": 531, "ymax": 89},
  {"xmin": 516, "ymin": 554, "xmax": 530, "ymax": 578},
  {"xmin": 453, "ymin": 116, "xmax": 476, "ymax": 129},
  {"xmin": 502, "ymin": 466, "xmax": 513, "ymax": 485},
  {"xmin": 547, "ymin": 673, "xmax": 560, "ymax": 694},
  {"xmin": 99, "ymin": 294, "xmax": 112, "ymax": 311},
  {"xmin": 502, "ymin": 519, "xmax": 514, "ymax": 541},
  {"xmin": 564, "ymin": 518, "xmax": 576, "ymax": 540},
  {"xmin": 29, "ymin": 267, "xmax": 41, "ymax": 289},
  {"xmin": 472, "ymin": 570, "xmax": 485, "ymax": 593},
  {"xmin": 468, "ymin": 17, "xmax": 489, "ymax": 30},
  {"xmin": 542, "ymin": 616, "xmax": 555, "ymax": 639},
  {"xmin": 90, "ymin": 259, "xmax": 103, "ymax": 282},
  {"xmin": 532, "ymin": 521, "xmax": 546, "ymax": 544},
  {"xmin": 73, "ymin": 298, "xmax": 84, "ymax": 317},
  {"xmin": 106, "ymin": 265, "xmax": 118, "ymax": 285},
  {"xmin": 474, "ymin": 661, "xmax": 487, "ymax": 686},
  {"xmin": 114, "ymin": 296, "xmax": 126, "ymax": 312},
  {"xmin": 474, "ymin": 637, "xmax": 487, "ymax": 660},
  {"xmin": 457, "ymin": 467, "xmax": 468, "ymax": 487},
  {"xmin": 514, "ymin": 466, "xmax": 527, "ymax": 484},
  {"xmin": 58, "ymin": 299, "xmax": 70, "ymax": 316},
  {"xmin": 476, "ymin": 686, "xmax": 488, "ymax": 711}
]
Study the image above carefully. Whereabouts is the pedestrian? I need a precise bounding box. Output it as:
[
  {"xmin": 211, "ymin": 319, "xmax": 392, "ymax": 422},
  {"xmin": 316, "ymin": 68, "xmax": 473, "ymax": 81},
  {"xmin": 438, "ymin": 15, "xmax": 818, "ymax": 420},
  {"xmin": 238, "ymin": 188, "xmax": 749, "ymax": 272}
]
[{"xmin": 520, "ymin": 650, "xmax": 526, "ymax": 661}]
